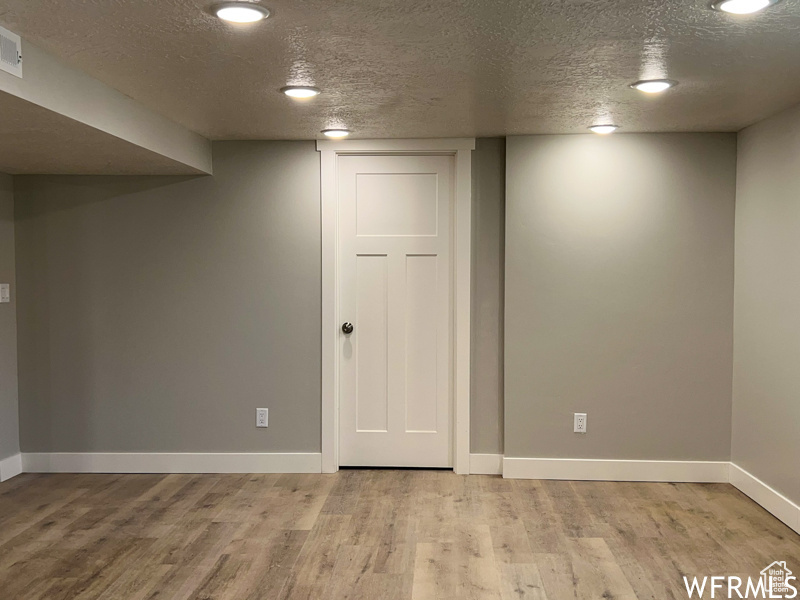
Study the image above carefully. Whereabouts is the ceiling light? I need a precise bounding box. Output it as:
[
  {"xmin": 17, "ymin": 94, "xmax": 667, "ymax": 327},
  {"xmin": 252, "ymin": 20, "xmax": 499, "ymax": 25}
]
[
  {"xmin": 630, "ymin": 79, "xmax": 677, "ymax": 94},
  {"xmin": 281, "ymin": 86, "xmax": 321, "ymax": 99},
  {"xmin": 214, "ymin": 3, "xmax": 270, "ymax": 23},
  {"xmin": 711, "ymin": 0, "xmax": 777, "ymax": 14},
  {"xmin": 589, "ymin": 124, "xmax": 619, "ymax": 135},
  {"xmin": 322, "ymin": 129, "xmax": 350, "ymax": 138}
]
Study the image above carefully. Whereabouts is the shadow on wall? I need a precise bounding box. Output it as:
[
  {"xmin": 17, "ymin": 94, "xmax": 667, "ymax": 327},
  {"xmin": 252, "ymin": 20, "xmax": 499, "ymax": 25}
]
[
  {"xmin": 13, "ymin": 141, "xmax": 323, "ymax": 454},
  {"xmin": 470, "ymin": 138, "xmax": 506, "ymax": 456},
  {"xmin": 14, "ymin": 175, "xmax": 205, "ymax": 452},
  {"xmin": 15, "ymin": 176, "xmax": 203, "ymax": 217}
]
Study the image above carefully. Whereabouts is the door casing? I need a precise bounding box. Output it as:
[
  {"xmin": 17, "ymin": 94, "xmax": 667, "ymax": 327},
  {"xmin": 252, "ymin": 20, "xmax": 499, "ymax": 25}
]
[{"xmin": 317, "ymin": 138, "xmax": 475, "ymax": 474}]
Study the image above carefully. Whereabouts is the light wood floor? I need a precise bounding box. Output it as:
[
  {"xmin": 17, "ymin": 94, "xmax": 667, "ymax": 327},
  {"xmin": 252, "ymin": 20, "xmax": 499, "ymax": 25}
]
[{"xmin": 1, "ymin": 471, "xmax": 798, "ymax": 599}]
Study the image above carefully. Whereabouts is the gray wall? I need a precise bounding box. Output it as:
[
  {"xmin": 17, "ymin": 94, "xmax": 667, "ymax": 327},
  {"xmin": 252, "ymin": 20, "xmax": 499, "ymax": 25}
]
[
  {"xmin": 13, "ymin": 134, "xmax": 742, "ymax": 465},
  {"xmin": 14, "ymin": 142, "xmax": 321, "ymax": 453},
  {"xmin": 471, "ymin": 139, "xmax": 505, "ymax": 454},
  {"xmin": 733, "ymin": 104, "xmax": 800, "ymax": 505},
  {"xmin": 14, "ymin": 139, "xmax": 508, "ymax": 457},
  {"xmin": 0, "ymin": 173, "xmax": 19, "ymax": 460},
  {"xmin": 505, "ymin": 134, "xmax": 736, "ymax": 460}
]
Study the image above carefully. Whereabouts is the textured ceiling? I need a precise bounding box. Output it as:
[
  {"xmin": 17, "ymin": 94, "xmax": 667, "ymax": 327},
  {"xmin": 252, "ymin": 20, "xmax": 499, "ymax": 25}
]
[
  {"xmin": 0, "ymin": 91, "xmax": 204, "ymax": 174},
  {"xmin": 1, "ymin": 0, "xmax": 800, "ymax": 139}
]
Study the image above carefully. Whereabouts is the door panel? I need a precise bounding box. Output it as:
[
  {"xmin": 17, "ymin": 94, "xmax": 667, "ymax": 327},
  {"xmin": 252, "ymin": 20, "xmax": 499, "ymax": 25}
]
[
  {"xmin": 404, "ymin": 254, "xmax": 439, "ymax": 433},
  {"xmin": 339, "ymin": 154, "xmax": 453, "ymax": 468},
  {"xmin": 354, "ymin": 254, "xmax": 389, "ymax": 432},
  {"xmin": 356, "ymin": 173, "xmax": 438, "ymax": 236}
]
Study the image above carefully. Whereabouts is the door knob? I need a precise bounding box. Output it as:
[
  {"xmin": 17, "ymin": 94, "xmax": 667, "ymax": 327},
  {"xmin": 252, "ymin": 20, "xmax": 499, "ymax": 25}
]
[{"xmin": 341, "ymin": 322, "xmax": 354, "ymax": 334}]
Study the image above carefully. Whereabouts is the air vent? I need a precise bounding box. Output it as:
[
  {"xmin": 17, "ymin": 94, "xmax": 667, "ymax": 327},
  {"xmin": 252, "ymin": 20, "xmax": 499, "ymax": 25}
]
[{"xmin": 0, "ymin": 26, "xmax": 22, "ymax": 78}]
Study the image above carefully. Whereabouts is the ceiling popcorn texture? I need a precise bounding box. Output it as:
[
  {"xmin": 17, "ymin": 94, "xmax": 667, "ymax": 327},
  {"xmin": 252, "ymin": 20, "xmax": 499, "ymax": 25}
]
[{"xmin": 1, "ymin": 0, "xmax": 799, "ymax": 139}]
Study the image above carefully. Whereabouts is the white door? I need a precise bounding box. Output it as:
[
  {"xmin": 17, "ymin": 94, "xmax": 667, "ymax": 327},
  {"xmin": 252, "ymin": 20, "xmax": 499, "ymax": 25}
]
[{"xmin": 338, "ymin": 154, "xmax": 453, "ymax": 467}]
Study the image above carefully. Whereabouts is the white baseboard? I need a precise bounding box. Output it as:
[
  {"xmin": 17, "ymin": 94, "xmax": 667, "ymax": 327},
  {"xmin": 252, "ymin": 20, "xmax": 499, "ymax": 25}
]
[
  {"xmin": 729, "ymin": 463, "xmax": 800, "ymax": 534},
  {"xmin": 21, "ymin": 452, "xmax": 322, "ymax": 474},
  {"xmin": 12, "ymin": 453, "xmax": 799, "ymax": 535},
  {"xmin": 502, "ymin": 457, "xmax": 730, "ymax": 483},
  {"xmin": 469, "ymin": 453, "xmax": 503, "ymax": 475},
  {"xmin": 0, "ymin": 453, "xmax": 23, "ymax": 482}
]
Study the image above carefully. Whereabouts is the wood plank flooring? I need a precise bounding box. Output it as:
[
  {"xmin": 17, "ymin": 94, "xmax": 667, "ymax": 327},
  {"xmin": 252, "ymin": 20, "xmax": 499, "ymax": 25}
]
[{"xmin": 0, "ymin": 470, "xmax": 798, "ymax": 599}]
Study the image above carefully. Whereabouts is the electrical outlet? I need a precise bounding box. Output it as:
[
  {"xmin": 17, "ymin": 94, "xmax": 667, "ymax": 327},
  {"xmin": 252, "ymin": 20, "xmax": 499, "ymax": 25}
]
[
  {"xmin": 574, "ymin": 413, "xmax": 587, "ymax": 433},
  {"xmin": 256, "ymin": 408, "xmax": 268, "ymax": 428},
  {"xmin": 0, "ymin": 284, "xmax": 9, "ymax": 303}
]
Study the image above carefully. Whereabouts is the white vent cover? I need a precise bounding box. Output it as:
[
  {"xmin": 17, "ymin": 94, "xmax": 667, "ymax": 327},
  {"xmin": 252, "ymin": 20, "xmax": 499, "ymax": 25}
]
[{"xmin": 0, "ymin": 25, "xmax": 22, "ymax": 78}]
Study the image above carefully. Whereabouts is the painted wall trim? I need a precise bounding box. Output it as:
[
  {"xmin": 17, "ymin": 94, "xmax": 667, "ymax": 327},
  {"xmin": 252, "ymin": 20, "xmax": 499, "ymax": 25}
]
[
  {"xmin": 10, "ymin": 454, "xmax": 799, "ymax": 533},
  {"xmin": 0, "ymin": 453, "xmax": 23, "ymax": 482},
  {"xmin": 469, "ymin": 453, "xmax": 503, "ymax": 475},
  {"xmin": 21, "ymin": 453, "xmax": 322, "ymax": 474},
  {"xmin": 730, "ymin": 463, "xmax": 800, "ymax": 534},
  {"xmin": 502, "ymin": 457, "xmax": 730, "ymax": 483},
  {"xmin": 499, "ymin": 458, "xmax": 798, "ymax": 533},
  {"xmin": 316, "ymin": 138, "xmax": 476, "ymax": 152},
  {"xmin": 317, "ymin": 138, "xmax": 475, "ymax": 475}
]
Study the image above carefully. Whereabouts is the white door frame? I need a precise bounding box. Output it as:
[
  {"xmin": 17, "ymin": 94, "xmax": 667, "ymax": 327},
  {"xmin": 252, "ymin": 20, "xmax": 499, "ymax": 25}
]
[{"xmin": 317, "ymin": 138, "xmax": 475, "ymax": 474}]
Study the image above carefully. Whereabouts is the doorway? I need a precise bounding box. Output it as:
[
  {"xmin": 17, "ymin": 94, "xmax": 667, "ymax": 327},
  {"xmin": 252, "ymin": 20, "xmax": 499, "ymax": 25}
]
[
  {"xmin": 318, "ymin": 139, "xmax": 474, "ymax": 474},
  {"xmin": 337, "ymin": 154, "xmax": 453, "ymax": 467}
]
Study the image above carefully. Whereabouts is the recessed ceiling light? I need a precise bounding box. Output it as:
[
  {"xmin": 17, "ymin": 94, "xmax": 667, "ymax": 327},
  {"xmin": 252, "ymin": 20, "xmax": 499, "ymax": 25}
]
[
  {"xmin": 322, "ymin": 129, "xmax": 350, "ymax": 138},
  {"xmin": 281, "ymin": 86, "xmax": 321, "ymax": 99},
  {"xmin": 214, "ymin": 2, "xmax": 270, "ymax": 23},
  {"xmin": 589, "ymin": 124, "xmax": 619, "ymax": 135},
  {"xmin": 630, "ymin": 79, "xmax": 677, "ymax": 94},
  {"xmin": 711, "ymin": 0, "xmax": 777, "ymax": 14}
]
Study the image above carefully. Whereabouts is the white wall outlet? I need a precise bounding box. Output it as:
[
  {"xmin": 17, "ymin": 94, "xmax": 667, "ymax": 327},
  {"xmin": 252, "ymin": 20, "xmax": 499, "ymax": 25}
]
[
  {"xmin": 574, "ymin": 413, "xmax": 587, "ymax": 433},
  {"xmin": 0, "ymin": 284, "xmax": 9, "ymax": 303},
  {"xmin": 256, "ymin": 408, "xmax": 268, "ymax": 428}
]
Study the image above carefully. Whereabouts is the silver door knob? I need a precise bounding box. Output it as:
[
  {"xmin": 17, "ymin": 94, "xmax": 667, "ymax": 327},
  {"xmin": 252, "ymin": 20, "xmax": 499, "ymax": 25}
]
[{"xmin": 342, "ymin": 322, "xmax": 354, "ymax": 334}]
